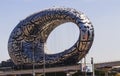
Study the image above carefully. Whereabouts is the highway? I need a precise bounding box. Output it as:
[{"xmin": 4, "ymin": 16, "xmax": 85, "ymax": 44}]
[
  {"xmin": 0, "ymin": 65, "xmax": 80, "ymax": 75},
  {"xmin": 1, "ymin": 61, "xmax": 120, "ymax": 76}
]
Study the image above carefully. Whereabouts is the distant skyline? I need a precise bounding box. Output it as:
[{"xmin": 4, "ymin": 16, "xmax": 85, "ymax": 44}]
[{"xmin": 0, "ymin": 0, "xmax": 120, "ymax": 63}]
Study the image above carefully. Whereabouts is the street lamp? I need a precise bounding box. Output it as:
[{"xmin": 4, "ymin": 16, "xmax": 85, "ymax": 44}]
[
  {"xmin": 21, "ymin": 36, "xmax": 36, "ymax": 76},
  {"xmin": 84, "ymin": 56, "xmax": 87, "ymax": 76},
  {"xmin": 91, "ymin": 57, "xmax": 95, "ymax": 76},
  {"xmin": 32, "ymin": 35, "xmax": 36, "ymax": 76},
  {"xmin": 40, "ymin": 40, "xmax": 46, "ymax": 76},
  {"xmin": 43, "ymin": 42, "xmax": 46, "ymax": 76}
]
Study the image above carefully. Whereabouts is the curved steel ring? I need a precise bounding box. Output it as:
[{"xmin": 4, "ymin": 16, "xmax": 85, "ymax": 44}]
[{"xmin": 8, "ymin": 8, "xmax": 94, "ymax": 66}]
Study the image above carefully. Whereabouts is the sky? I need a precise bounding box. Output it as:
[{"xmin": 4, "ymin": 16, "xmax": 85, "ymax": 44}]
[{"xmin": 0, "ymin": 0, "xmax": 120, "ymax": 63}]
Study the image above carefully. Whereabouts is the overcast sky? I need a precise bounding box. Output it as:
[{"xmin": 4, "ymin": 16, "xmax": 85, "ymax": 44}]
[{"xmin": 0, "ymin": 0, "xmax": 120, "ymax": 63}]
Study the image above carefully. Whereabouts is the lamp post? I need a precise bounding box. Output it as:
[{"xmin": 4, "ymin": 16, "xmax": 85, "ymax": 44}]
[
  {"xmin": 84, "ymin": 56, "xmax": 87, "ymax": 76},
  {"xmin": 41, "ymin": 40, "xmax": 46, "ymax": 76},
  {"xmin": 91, "ymin": 57, "xmax": 95, "ymax": 76},
  {"xmin": 32, "ymin": 35, "xmax": 36, "ymax": 76},
  {"xmin": 43, "ymin": 42, "xmax": 46, "ymax": 76}
]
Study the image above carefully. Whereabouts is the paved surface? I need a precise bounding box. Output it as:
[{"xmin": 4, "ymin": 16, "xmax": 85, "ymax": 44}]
[
  {"xmin": 1, "ymin": 61, "xmax": 120, "ymax": 75},
  {"xmin": 95, "ymin": 61, "xmax": 120, "ymax": 68},
  {"xmin": 0, "ymin": 65, "xmax": 80, "ymax": 75}
]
